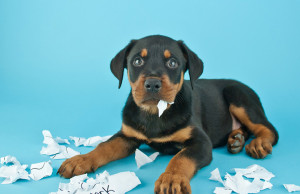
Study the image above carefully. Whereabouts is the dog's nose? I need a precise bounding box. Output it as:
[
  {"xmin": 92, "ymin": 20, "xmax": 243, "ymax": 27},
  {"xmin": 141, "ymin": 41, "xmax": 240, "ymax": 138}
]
[{"xmin": 144, "ymin": 79, "xmax": 162, "ymax": 93}]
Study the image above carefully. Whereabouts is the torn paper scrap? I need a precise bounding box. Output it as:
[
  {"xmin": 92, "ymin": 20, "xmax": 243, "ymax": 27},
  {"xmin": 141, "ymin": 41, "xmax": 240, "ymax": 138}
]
[
  {"xmin": 50, "ymin": 147, "xmax": 80, "ymax": 159},
  {"xmin": 209, "ymin": 168, "xmax": 224, "ymax": 184},
  {"xmin": 209, "ymin": 165, "xmax": 274, "ymax": 194},
  {"xmin": 0, "ymin": 156, "xmax": 29, "ymax": 184},
  {"xmin": 135, "ymin": 149, "xmax": 159, "ymax": 168},
  {"xmin": 261, "ymin": 180, "xmax": 273, "ymax": 190},
  {"xmin": 40, "ymin": 130, "xmax": 80, "ymax": 159},
  {"xmin": 284, "ymin": 184, "xmax": 300, "ymax": 192},
  {"xmin": 50, "ymin": 173, "xmax": 106, "ymax": 194},
  {"xmin": 54, "ymin": 137, "xmax": 70, "ymax": 144},
  {"xmin": 50, "ymin": 171, "xmax": 141, "ymax": 194},
  {"xmin": 40, "ymin": 130, "xmax": 70, "ymax": 151},
  {"xmin": 70, "ymin": 135, "xmax": 112, "ymax": 147},
  {"xmin": 157, "ymin": 100, "xmax": 174, "ymax": 117},
  {"xmin": 0, "ymin": 164, "xmax": 30, "ymax": 184},
  {"xmin": 42, "ymin": 130, "xmax": 69, "ymax": 145},
  {"xmin": 224, "ymin": 173, "xmax": 272, "ymax": 193},
  {"xmin": 234, "ymin": 164, "xmax": 275, "ymax": 181},
  {"xmin": 1, "ymin": 155, "xmax": 21, "ymax": 166},
  {"xmin": 214, "ymin": 187, "xmax": 232, "ymax": 194},
  {"xmin": 57, "ymin": 173, "xmax": 91, "ymax": 194},
  {"xmin": 40, "ymin": 130, "xmax": 62, "ymax": 155},
  {"xmin": 108, "ymin": 171, "xmax": 141, "ymax": 194},
  {"xmin": 29, "ymin": 161, "xmax": 53, "ymax": 181},
  {"xmin": 224, "ymin": 172, "xmax": 253, "ymax": 193}
]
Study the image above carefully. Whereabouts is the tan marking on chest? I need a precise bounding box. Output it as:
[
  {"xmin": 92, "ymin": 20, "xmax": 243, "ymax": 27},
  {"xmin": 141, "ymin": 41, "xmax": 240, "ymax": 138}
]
[
  {"xmin": 122, "ymin": 123, "xmax": 149, "ymax": 142},
  {"xmin": 122, "ymin": 124, "xmax": 193, "ymax": 143}
]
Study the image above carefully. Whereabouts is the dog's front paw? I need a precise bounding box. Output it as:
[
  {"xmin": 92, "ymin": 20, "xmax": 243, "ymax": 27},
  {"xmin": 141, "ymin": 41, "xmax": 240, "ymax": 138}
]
[
  {"xmin": 57, "ymin": 154, "xmax": 98, "ymax": 178},
  {"xmin": 245, "ymin": 137, "xmax": 272, "ymax": 159},
  {"xmin": 154, "ymin": 172, "xmax": 191, "ymax": 194}
]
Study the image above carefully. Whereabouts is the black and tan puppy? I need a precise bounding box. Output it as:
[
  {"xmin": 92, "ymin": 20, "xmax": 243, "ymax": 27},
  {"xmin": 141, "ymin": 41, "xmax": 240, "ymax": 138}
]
[{"xmin": 58, "ymin": 35, "xmax": 279, "ymax": 194}]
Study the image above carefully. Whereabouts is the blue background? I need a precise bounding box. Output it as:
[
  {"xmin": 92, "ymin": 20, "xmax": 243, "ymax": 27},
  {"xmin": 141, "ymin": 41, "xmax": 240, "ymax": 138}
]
[{"xmin": 0, "ymin": 0, "xmax": 299, "ymax": 193}]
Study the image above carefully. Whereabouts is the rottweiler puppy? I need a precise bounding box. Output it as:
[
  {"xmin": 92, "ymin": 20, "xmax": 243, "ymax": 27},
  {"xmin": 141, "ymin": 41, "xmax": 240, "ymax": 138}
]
[{"xmin": 58, "ymin": 35, "xmax": 279, "ymax": 194}]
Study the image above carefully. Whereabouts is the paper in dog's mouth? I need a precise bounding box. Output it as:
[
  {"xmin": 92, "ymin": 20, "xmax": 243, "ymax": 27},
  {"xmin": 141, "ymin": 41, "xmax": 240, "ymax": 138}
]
[
  {"xmin": 157, "ymin": 100, "xmax": 174, "ymax": 117},
  {"xmin": 141, "ymin": 96, "xmax": 174, "ymax": 117}
]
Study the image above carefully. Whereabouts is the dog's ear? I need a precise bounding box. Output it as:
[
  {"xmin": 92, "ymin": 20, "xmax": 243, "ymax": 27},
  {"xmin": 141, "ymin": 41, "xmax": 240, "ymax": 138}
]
[
  {"xmin": 178, "ymin": 40, "xmax": 204, "ymax": 89},
  {"xmin": 110, "ymin": 40, "xmax": 136, "ymax": 88}
]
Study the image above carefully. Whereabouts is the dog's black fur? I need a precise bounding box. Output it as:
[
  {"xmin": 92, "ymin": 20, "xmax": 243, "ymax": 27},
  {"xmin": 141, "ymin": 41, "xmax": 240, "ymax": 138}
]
[{"xmin": 58, "ymin": 35, "xmax": 279, "ymax": 194}]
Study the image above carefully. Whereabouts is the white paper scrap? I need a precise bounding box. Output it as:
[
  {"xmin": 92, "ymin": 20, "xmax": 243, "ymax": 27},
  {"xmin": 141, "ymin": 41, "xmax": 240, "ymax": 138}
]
[
  {"xmin": 29, "ymin": 161, "xmax": 53, "ymax": 181},
  {"xmin": 70, "ymin": 135, "xmax": 112, "ymax": 147},
  {"xmin": 135, "ymin": 149, "xmax": 159, "ymax": 169},
  {"xmin": 209, "ymin": 168, "xmax": 224, "ymax": 184},
  {"xmin": 234, "ymin": 164, "xmax": 275, "ymax": 181},
  {"xmin": 50, "ymin": 171, "xmax": 141, "ymax": 194},
  {"xmin": 50, "ymin": 147, "xmax": 80, "ymax": 159},
  {"xmin": 209, "ymin": 165, "xmax": 274, "ymax": 194},
  {"xmin": 157, "ymin": 100, "xmax": 174, "ymax": 117},
  {"xmin": 284, "ymin": 184, "xmax": 300, "ymax": 192},
  {"xmin": 40, "ymin": 130, "xmax": 62, "ymax": 155},
  {"xmin": 40, "ymin": 130, "xmax": 80, "ymax": 159},
  {"xmin": 0, "ymin": 156, "xmax": 30, "ymax": 184},
  {"xmin": 261, "ymin": 180, "xmax": 273, "ymax": 190},
  {"xmin": 54, "ymin": 137, "xmax": 70, "ymax": 145},
  {"xmin": 108, "ymin": 171, "xmax": 141, "ymax": 194},
  {"xmin": 214, "ymin": 187, "xmax": 232, "ymax": 194},
  {"xmin": 1, "ymin": 155, "xmax": 21, "ymax": 166}
]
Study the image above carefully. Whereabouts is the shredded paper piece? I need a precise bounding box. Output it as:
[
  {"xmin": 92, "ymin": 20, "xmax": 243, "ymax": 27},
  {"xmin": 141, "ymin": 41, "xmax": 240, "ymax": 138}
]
[
  {"xmin": 54, "ymin": 137, "xmax": 70, "ymax": 145},
  {"xmin": 50, "ymin": 147, "xmax": 80, "ymax": 159},
  {"xmin": 50, "ymin": 171, "xmax": 141, "ymax": 194},
  {"xmin": 209, "ymin": 165, "xmax": 274, "ymax": 194},
  {"xmin": 135, "ymin": 149, "xmax": 159, "ymax": 169},
  {"xmin": 214, "ymin": 187, "xmax": 232, "ymax": 194},
  {"xmin": 1, "ymin": 155, "xmax": 21, "ymax": 166},
  {"xmin": 157, "ymin": 100, "xmax": 174, "ymax": 117},
  {"xmin": 0, "ymin": 155, "xmax": 29, "ymax": 184},
  {"xmin": 0, "ymin": 156, "xmax": 54, "ymax": 184},
  {"xmin": 284, "ymin": 184, "xmax": 300, "ymax": 192},
  {"xmin": 29, "ymin": 161, "xmax": 53, "ymax": 181},
  {"xmin": 209, "ymin": 168, "xmax": 224, "ymax": 185},
  {"xmin": 70, "ymin": 135, "xmax": 112, "ymax": 147},
  {"xmin": 234, "ymin": 164, "xmax": 275, "ymax": 181},
  {"xmin": 40, "ymin": 130, "xmax": 80, "ymax": 159}
]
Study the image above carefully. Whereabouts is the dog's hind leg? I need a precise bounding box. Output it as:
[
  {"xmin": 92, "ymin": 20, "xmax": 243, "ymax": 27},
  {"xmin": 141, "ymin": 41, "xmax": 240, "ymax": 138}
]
[
  {"xmin": 227, "ymin": 127, "xmax": 249, "ymax": 154},
  {"xmin": 223, "ymin": 84, "xmax": 279, "ymax": 159}
]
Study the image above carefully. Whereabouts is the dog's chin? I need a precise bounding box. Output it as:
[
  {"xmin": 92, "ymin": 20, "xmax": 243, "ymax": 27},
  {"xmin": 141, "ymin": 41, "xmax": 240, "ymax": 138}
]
[
  {"xmin": 138, "ymin": 98, "xmax": 160, "ymax": 114},
  {"xmin": 141, "ymin": 98, "xmax": 160, "ymax": 106},
  {"xmin": 141, "ymin": 95, "xmax": 175, "ymax": 106}
]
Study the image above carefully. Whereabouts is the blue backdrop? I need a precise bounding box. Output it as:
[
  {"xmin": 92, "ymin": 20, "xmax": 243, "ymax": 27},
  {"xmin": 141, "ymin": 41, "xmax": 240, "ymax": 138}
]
[{"xmin": 0, "ymin": 0, "xmax": 299, "ymax": 193}]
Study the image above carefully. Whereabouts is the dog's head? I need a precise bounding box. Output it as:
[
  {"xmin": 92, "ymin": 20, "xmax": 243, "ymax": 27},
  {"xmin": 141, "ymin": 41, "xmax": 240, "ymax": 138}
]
[{"xmin": 110, "ymin": 35, "xmax": 203, "ymax": 111}]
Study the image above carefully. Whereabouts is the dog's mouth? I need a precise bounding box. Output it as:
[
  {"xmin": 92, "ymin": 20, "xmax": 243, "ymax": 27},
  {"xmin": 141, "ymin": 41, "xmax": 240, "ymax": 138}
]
[{"xmin": 141, "ymin": 96, "xmax": 161, "ymax": 105}]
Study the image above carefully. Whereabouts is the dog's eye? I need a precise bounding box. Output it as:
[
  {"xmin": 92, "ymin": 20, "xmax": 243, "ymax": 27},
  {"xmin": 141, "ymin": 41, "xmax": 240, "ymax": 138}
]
[
  {"xmin": 167, "ymin": 58, "xmax": 178, "ymax": 69},
  {"xmin": 133, "ymin": 57, "xmax": 144, "ymax": 67}
]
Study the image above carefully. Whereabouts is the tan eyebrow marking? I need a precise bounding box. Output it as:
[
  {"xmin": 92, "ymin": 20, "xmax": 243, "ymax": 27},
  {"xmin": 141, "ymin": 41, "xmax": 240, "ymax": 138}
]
[
  {"xmin": 164, "ymin": 50, "xmax": 171, "ymax": 58},
  {"xmin": 140, "ymin": 48, "xmax": 148, "ymax": 57}
]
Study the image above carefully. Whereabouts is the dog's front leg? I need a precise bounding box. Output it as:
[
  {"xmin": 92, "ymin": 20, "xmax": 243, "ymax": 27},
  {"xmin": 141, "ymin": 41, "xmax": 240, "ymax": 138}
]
[
  {"xmin": 58, "ymin": 132, "xmax": 141, "ymax": 178},
  {"xmin": 154, "ymin": 134, "xmax": 212, "ymax": 194}
]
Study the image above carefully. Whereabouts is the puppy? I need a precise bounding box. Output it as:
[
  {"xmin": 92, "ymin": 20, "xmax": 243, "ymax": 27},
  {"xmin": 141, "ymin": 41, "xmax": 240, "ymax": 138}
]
[{"xmin": 58, "ymin": 35, "xmax": 279, "ymax": 194}]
